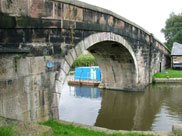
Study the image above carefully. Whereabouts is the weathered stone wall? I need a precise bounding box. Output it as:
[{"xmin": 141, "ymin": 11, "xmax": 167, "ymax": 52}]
[{"xmin": 0, "ymin": 54, "xmax": 56, "ymax": 122}]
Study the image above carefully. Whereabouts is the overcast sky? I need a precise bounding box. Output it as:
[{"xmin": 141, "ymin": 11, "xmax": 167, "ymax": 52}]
[{"xmin": 79, "ymin": 0, "xmax": 182, "ymax": 43}]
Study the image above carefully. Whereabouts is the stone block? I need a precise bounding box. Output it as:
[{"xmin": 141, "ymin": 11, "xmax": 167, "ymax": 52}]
[
  {"xmin": 30, "ymin": 57, "xmax": 46, "ymax": 75},
  {"xmin": 3, "ymin": 97, "xmax": 19, "ymax": 119},
  {"xmin": 75, "ymin": 41, "xmax": 85, "ymax": 57},
  {"xmin": 84, "ymin": 35, "xmax": 93, "ymax": 49},
  {"xmin": 173, "ymin": 124, "xmax": 182, "ymax": 134},
  {"xmin": 83, "ymin": 9, "xmax": 98, "ymax": 23},
  {"xmin": 108, "ymin": 16, "xmax": 114, "ymax": 27},
  {"xmin": 30, "ymin": 91, "xmax": 40, "ymax": 112},
  {"xmin": 0, "ymin": 56, "xmax": 15, "ymax": 80},
  {"xmin": 65, "ymin": 53, "xmax": 74, "ymax": 66},
  {"xmin": 60, "ymin": 59, "xmax": 70, "ymax": 74},
  {"xmin": 17, "ymin": 57, "xmax": 31, "ymax": 77},
  {"xmin": 99, "ymin": 15, "xmax": 106, "ymax": 25},
  {"xmin": 42, "ymin": 88, "xmax": 50, "ymax": 106},
  {"xmin": 49, "ymin": 72, "xmax": 56, "ymax": 90},
  {"xmin": 57, "ymin": 70, "xmax": 66, "ymax": 83},
  {"xmin": 51, "ymin": 93, "xmax": 60, "ymax": 108},
  {"xmin": 1, "ymin": 0, "xmax": 29, "ymax": 16},
  {"xmin": 4, "ymin": 78, "xmax": 24, "ymax": 99},
  {"xmin": 75, "ymin": 7, "xmax": 83, "ymax": 21},
  {"xmin": 21, "ymin": 110, "xmax": 31, "ymax": 122},
  {"xmin": 63, "ymin": 20, "xmax": 76, "ymax": 29},
  {"xmin": 24, "ymin": 76, "xmax": 33, "ymax": 94},
  {"xmin": 90, "ymin": 33, "xmax": 100, "ymax": 45},
  {"xmin": 32, "ymin": 75, "xmax": 42, "ymax": 92},
  {"xmin": 114, "ymin": 19, "xmax": 125, "ymax": 29},
  {"xmin": 69, "ymin": 48, "xmax": 78, "ymax": 61},
  {"xmin": 0, "ymin": 100, "xmax": 3, "ymax": 116},
  {"xmin": 29, "ymin": 0, "xmax": 53, "ymax": 18},
  {"xmin": 16, "ymin": 94, "xmax": 29, "ymax": 112},
  {"xmin": 55, "ymin": 80, "xmax": 64, "ymax": 94},
  {"xmin": 64, "ymin": 4, "xmax": 83, "ymax": 21},
  {"xmin": 53, "ymin": 2, "xmax": 63, "ymax": 19},
  {"xmin": 51, "ymin": 107, "xmax": 59, "ymax": 120},
  {"xmin": 36, "ymin": 105, "xmax": 50, "ymax": 122}
]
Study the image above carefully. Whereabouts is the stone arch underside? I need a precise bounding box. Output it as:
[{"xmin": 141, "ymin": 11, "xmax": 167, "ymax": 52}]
[
  {"xmin": 88, "ymin": 41, "xmax": 137, "ymax": 90},
  {"xmin": 51, "ymin": 32, "xmax": 140, "ymax": 119}
]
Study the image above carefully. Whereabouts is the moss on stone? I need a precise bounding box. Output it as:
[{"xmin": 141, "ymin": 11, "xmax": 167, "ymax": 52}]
[
  {"xmin": 13, "ymin": 56, "xmax": 21, "ymax": 73},
  {"xmin": 16, "ymin": 16, "xmax": 60, "ymax": 28},
  {"xmin": 0, "ymin": 12, "xmax": 16, "ymax": 28},
  {"xmin": 17, "ymin": 16, "xmax": 43, "ymax": 28},
  {"xmin": 6, "ymin": 0, "xmax": 12, "ymax": 8},
  {"xmin": 0, "ymin": 59, "xmax": 7, "ymax": 74}
]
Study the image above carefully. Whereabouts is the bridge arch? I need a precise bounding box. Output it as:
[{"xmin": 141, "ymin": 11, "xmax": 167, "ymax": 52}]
[
  {"xmin": 57, "ymin": 32, "xmax": 139, "ymax": 90},
  {"xmin": 52, "ymin": 32, "xmax": 139, "ymax": 119}
]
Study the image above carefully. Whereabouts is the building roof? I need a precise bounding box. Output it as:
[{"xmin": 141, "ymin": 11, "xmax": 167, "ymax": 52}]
[{"xmin": 171, "ymin": 42, "xmax": 182, "ymax": 56}]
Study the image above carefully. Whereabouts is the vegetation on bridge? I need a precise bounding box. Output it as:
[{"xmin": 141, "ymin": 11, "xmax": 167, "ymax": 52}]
[
  {"xmin": 161, "ymin": 12, "xmax": 182, "ymax": 50},
  {"xmin": 71, "ymin": 54, "xmax": 98, "ymax": 69},
  {"xmin": 40, "ymin": 120, "xmax": 157, "ymax": 136}
]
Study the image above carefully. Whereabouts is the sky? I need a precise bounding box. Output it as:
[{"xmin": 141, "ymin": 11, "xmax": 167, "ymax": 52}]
[{"xmin": 79, "ymin": 0, "xmax": 182, "ymax": 43}]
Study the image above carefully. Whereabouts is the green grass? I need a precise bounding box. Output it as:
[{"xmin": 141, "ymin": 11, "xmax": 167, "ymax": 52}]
[
  {"xmin": 153, "ymin": 70, "xmax": 182, "ymax": 78},
  {"xmin": 171, "ymin": 134, "xmax": 182, "ymax": 136},
  {"xmin": 0, "ymin": 126, "xmax": 19, "ymax": 136},
  {"xmin": 71, "ymin": 54, "xmax": 98, "ymax": 69},
  {"xmin": 41, "ymin": 120, "xmax": 157, "ymax": 136}
]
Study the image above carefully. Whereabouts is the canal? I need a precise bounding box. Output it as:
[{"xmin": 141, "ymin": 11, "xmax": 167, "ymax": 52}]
[{"xmin": 59, "ymin": 78, "xmax": 182, "ymax": 131}]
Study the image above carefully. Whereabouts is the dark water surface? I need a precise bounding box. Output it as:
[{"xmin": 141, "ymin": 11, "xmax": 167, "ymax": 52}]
[{"xmin": 59, "ymin": 79, "xmax": 182, "ymax": 131}]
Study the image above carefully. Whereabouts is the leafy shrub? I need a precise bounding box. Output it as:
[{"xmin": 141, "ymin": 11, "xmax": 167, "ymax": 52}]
[{"xmin": 71, "ymin": 54, "xmax": 98, "ymax": 69}]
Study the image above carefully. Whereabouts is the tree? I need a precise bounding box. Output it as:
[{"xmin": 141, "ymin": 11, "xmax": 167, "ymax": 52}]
[{"xmin": 161, "ymin": 12, "xmax": 182, "ymax": 50}]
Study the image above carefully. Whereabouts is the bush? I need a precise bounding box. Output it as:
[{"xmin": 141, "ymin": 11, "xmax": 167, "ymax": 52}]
[{"xmin": 71, "ymin": 54, "xmax": 98, "ymax": 69}]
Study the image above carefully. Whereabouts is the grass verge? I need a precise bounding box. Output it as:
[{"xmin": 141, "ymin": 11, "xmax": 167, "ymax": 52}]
[
  {"xmin": 0, "ymin": 126, "xmax": 19, "ymax": 136},
  {"xmin": 40, "ymin": 120, "xmax": 157, "ymax": 136},
  {"xmin": 153, "ymin": 70, "xmax": 182, "ymax": 78}
]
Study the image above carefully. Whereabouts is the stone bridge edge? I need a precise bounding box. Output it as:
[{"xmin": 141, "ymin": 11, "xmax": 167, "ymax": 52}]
[{"xmin": 53, "ymin": 0, "xmax": 170, "ymax": 55}]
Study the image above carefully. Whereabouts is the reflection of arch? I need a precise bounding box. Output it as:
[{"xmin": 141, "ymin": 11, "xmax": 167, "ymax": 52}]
[{"xmin": 57, "ymin": 32, "xmax": 138, "ymax": 90}]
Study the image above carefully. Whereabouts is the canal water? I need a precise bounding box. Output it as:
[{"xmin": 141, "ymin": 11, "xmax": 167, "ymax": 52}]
[{"xmin": 59, "ymin": 78, "xmax": 182, "ymax": 131}]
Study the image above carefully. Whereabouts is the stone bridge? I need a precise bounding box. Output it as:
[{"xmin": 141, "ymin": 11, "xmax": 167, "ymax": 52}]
[{"xmin": 0, "ymin": 0, "xmax": 170, "ymax": 121}]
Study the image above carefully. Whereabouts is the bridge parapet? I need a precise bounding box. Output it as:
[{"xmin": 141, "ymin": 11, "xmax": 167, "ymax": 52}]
[{"xmin": 0, "ymin": 0, "xmax": 170, "ymax": 56}]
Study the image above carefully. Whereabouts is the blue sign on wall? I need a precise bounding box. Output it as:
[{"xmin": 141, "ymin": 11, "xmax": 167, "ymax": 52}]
[{"xmin": 47, "ymin": 62, "xmax": 54, "ymax": 68}]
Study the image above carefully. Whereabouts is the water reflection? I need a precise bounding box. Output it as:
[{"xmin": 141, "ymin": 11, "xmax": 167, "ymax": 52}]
[
  {"xmin": 74, "ymin": 87, "xmax": 101, "ymax": 99},
  {"xmin": 59, "ymin": 84, "xmax": 101, "ymax": 125},
  {"xmin": 59, "ymin": 80, "xmax": 182, "ymax": 131}
]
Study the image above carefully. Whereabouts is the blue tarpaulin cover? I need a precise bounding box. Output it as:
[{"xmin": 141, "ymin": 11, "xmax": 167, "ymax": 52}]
[{"xmin": 75, "ymin": 66, "xmax": 101, "ymax": 81}]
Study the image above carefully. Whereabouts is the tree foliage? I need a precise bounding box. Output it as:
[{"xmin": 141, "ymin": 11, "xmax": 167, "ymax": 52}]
[
  {"xmin": 161, "ymin": 12, "xmax": 182, "ymax": 50},
  {"xmin": 71, "ymin": 54, "xmax": 98, "ymax": 69}
]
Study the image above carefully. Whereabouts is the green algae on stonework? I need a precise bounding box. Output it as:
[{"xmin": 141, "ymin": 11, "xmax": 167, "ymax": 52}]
[
  {"xmin": 153, "ymin": 70, "xmax": 182, "ymax": 78},
  {"xmin": 0, "ymin": 12, "xmax": 16, "ymax": 28},
  {"xmin": 40, "ymin": 120, "xmax": 157, "ymax": 136}
]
